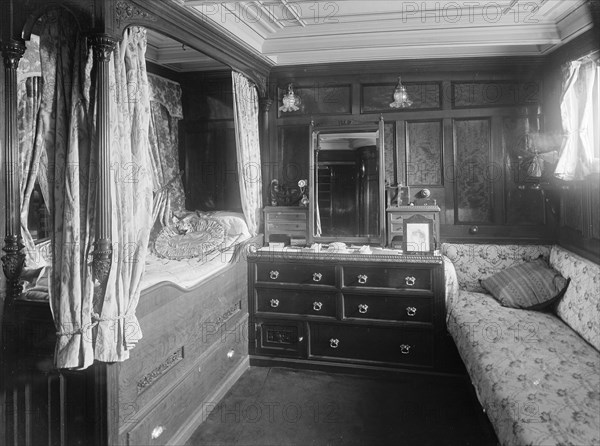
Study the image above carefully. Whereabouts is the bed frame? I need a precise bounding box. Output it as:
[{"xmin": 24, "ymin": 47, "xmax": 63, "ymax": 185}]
[{"xmin": 1, "ymin": 1, "xmax": 270, "ymax": 445}]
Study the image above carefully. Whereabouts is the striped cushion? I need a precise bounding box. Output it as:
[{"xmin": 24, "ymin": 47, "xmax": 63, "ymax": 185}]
[{"xmin": 480, "ymin": 258, "xmax": 569, "ymax": 310}]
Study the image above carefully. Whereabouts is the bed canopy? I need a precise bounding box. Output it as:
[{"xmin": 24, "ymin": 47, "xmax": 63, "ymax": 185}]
[{"xmin": 1, "ymin": 0, "xmax": 270, "ymax": 370}]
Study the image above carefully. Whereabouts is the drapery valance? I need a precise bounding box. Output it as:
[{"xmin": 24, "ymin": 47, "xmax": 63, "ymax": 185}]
[{"xmin": 148, "ymin": 73, "xmax": 183, "ymax": 119}]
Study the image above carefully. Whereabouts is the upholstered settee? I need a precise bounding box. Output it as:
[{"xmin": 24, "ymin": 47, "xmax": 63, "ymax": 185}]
[{"xmin": 442, "ymin": 243, "xmax": 600, "ymax": 446}]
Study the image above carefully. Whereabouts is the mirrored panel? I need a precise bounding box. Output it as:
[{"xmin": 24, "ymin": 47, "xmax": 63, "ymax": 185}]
[{"xmin": 309, "ymin": 119, "xmax": 385, "ymax": 245}]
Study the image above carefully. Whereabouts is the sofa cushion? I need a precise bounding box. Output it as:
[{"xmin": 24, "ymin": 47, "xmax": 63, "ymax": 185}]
[
  {"xmin": 441, "ymin": 243, "xmax": 551, "ymax": 293},
  {"xmin": 447, "ymin": 290, "xmax": 600, "ymax": 446},
  {"xmin": 480, "ymin": 258, "xmax": 570, "ymax": 310},
  {"xmin": 550, "ymin": 245, "xmax": 600, "ymax": 351}
]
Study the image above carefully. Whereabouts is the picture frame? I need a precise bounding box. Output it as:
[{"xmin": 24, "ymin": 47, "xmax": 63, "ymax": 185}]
[{"xmin": 403, "ymin": 214, "xmax": 434, "ymax": 254}]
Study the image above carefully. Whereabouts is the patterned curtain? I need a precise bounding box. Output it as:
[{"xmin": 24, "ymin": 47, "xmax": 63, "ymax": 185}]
[
  {"xmin": 40, "ymin": 11, "xmax": 97, "ymax": 369},
  {"xmin": 17, "ymin": 75, "xmax": 43, "ymax": 266},
  {"xmin": 554, "ymin": 59, "xmax": 599, "ymax": 180},
  {"xmin": 93, "ymin": 26, "xmax": 153, "ymax": 362},
  {"xmin": 232, "ymin": 72, "xmax": 262, "ymax": 235},
  {"xmin": 147, "ymin": 73, "xmax": 185, "ymax": 227}
]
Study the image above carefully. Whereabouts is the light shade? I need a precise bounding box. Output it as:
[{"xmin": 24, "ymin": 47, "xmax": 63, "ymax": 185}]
[
  {"xmin": 389, "ymin": 76, "xmax": 412, "ymax": 108},
  {"xmin": 279, "ymin": 83, "xmax": 300, "ymax": 112}
]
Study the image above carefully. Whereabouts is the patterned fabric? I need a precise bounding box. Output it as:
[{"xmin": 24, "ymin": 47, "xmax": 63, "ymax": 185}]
[
  {"xmin": 40, "ymin": 11, "xmax": 97, "ymax": 369},
  {"xmin": 448, "ymin": 290, "xmax": 600, "ymax": 446},
  {"xmin": 148, "ymin": 101, "xmax": 185, "ymax": 226},
  {"xmin": 551, "ymin": 245, "xmax": 600, "ymax": 351},
  {"xmin": 480, "ymin": 258, "xmax": 569, "ymax": 310},
  {"xmin": 154, "ymin": 215, "xmax": 225, "ymax": 260},
  {"xmin": 232, "ymin": 72, "xmax": 262, "ymax": 235},
  {"xmin": 441, "ymin": 243, "xmax": 551, "ymax": 293},
  {"xmin": 148, "ymin": 73, "xmax": 183, "ymax": 119},
  {"xmin": 95, "ymin": 26, "xmax": 154, "ymax": 363}
]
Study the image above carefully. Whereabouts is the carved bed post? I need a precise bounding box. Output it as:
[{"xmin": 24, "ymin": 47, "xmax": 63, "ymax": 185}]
[
  {"xmin": 1, "ymin": 39, "xmax": 26, "ymax": 302},
  {"xmin": 89, "ymin": 34, "xmax": 118, "ymax": 288}
]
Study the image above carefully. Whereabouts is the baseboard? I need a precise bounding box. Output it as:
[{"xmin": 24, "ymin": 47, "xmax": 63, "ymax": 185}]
[{"xmin": 167, "ymin": 355, "xmax": 250, "ymax": 446}]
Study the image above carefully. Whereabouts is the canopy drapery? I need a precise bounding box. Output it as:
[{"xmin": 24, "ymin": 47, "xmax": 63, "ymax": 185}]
[
  {"xmin": 554, "ymin": 57, "xmax": 599, "ymax": 181},
  {"xmin": 30, "ymin": 15, "xmax": 153, "ymax": 368},
  {"xmin": 147, "ymin": 73, "xmax": 185, "ymax": 228},
  {"xmin": 231, "ymin": 72, "xmax": 262, "ymax": 235},
  {"xmin": 93, "ymin": 26, "xmax": 153, "ymax": 363}
]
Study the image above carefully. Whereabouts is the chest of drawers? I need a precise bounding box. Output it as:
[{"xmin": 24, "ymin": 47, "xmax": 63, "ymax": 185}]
[
  {"xmin": 263, "ymin": 206, "xmax": 308, "ymax": 243},
  {"xmin": 248, "ymin": 250, "xmax": 448, "ymax": 373}
]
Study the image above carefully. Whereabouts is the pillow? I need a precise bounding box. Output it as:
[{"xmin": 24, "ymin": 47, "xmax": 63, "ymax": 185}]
[
  {"xmin": 153, "ymin": 216, "xmax": 225, "ymax": 260},
  {"xmin": 480, "ymin": 258, "xmax": 570, "ymax": 311}
]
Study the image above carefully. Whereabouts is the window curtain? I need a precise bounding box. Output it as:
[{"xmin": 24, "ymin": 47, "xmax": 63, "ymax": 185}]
[
  {"xmin": 147, "ymin": 74, "xmax": 185, "ymax": 227},
  {"xmin": 40, "ymin": 12, "xmax": 98, "ymax": 369},
  {"xmin": 93, "ymin": 26, "xmax": 153, "ymax": 362},
  {"xmin": 231, "ymin": 72, "xmax": 262, "ymax": 235},
  {"xmin": 554, "ymin": 58, "xmax": 599, "ymax": 180}
]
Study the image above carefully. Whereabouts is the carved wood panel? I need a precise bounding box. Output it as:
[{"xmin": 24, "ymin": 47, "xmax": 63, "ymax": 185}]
[
  {"xmin": 361, "ymin": 82, "xmax": 441, "ymax": 113},
  {"xmin": 453, "ymin": 118, "xmax": 493, "ymax": 224},
  {"xmin": 278, "ymin": 125, "xmax": 310, "ymax": 185},
  {"xmin": 406, "ymin": 120, "xmax": 443, "ymax": 186}
]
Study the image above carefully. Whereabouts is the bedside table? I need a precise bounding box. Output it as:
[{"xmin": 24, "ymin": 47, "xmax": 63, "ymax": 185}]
[{"xmin": 387, "ymin": 205, "xmax": 440, "ymax": 248}]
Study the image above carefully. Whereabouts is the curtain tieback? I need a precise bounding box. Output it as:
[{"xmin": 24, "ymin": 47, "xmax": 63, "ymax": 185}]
[
  {"xmin": 56, "ymin": 312, "xmax": 132, "ymax": 336},
  {"xmin": 154, "ymin": 170, "xmax": 183, "ymax": 194}
]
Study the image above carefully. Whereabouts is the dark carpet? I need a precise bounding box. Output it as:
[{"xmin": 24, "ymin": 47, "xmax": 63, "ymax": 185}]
[{"xmin": 186, "ymin": 366, "xmax": 498, "ymax": 446}]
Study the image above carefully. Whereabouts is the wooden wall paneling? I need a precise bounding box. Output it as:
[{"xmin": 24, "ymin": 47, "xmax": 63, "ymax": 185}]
[
  {"xmin": 453, "ymin": 118, "xmax": 493, "ymax": 224},
  {"xmin": 276, "ymin": 83, "xmax": 352, "ymax": 118},
  {"xmin": 395, "ymin": 120, "xmax": 406, "ymax": 187},
  {"xmin": 406, "ymin": 120, "xmax": 443, "ymax": 187},
  {"xmin": 361, "ymin": 82, "xmax": 441, "ymax": 113},
  {"xmin": 383, "ymin": 121, "xmax": 396, "ymax": 187},
  {"xmin": 278, "ymin": 125, "xmax": 310, "ymax": 187}
]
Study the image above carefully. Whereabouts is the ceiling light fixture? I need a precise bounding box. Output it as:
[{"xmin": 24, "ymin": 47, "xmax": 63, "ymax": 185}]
[
  {"xmin": 279, "ymin": 83, "xmax": 300, "ymax": 112},
  {"xmin": 389, "ymin": 76, "xmax": 412, "ymax": 109}
]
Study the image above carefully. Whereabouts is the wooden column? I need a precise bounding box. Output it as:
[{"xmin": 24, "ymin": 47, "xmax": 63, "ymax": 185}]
[
  {"xmin": 1, "ymin": 39, "xmax": 26, "ymax": 302},
  {"xmin": 88, "ymin": 34, "xmax": 117, "ymax": 288},
  {"xmin": 259, "ymin": 97, "xmax": 273, "ymax": 215}
]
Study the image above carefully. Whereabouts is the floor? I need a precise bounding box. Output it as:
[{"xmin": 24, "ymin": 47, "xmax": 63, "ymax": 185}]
[{"xmin": 186, "ymin": 366, "xmax": 499, "ymax": 446}]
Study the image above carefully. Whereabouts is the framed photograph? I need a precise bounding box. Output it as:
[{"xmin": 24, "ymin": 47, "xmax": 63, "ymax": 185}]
[{"xmin": 403, "ymin": 214, "xmax": 434, "ymax": 254}]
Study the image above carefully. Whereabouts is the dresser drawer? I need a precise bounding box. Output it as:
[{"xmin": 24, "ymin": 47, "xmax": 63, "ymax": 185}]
[
  {"xmin": 256, "ymin": 288, "xmax": 336, "ymax": 317},
  {"xmin": 266, "ymin": 211, "xmax": 307, "ymax": 222},
  {"xmin": 266, "ymin": 221, "xmax": 307, "ymax": 233},
  {"xmin": 309, "ymin": 323, "xmax": 433, "ymax": 367},
  {"xmin": 256, "ymin": 263, "xmax": 336, "ymax": 286},
  {"xmin": 342, "ymin": 266, "xmax": 432, "ymax": 291},
  {"xmin": 255, "ymin": 320, "xmax": 306, "ymax": 358},
  {"xmin": 343, "ymin": 293, "xmax": 432, "ymax": 323}
]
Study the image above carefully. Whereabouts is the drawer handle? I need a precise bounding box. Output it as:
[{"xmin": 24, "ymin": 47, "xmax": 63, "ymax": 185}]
[
  {"xmin": 151, "ymin": 426, "xmax": 165, "ymax": 440},
  {"xmin": 357, "ymin": 274, "xmax": 368, "ymax": 285},
  {"xmin": 269, "ymin": 270, "xmax": 279, "ymax": 280},
  {"xmin": 405, "ymin": 276, "xmax": 416, "ymax": 286},
  {"xmin": 313, "ymin": 301, "xmax": 323, "ymax": 311},
  {"xmin": 270, "ymin": 299, "xmax": 279, "ymax": 308},
  {"xmin": 358, "ymin": 303, "xmax": 369, "ymax": 314},
  {"xmin": 406, "ymin": 306, "xmax": 417, "ymax": 317},
  {"xmin": 312, "ymin": 272, "xmax": 322, "ymax": 282},
  {"xmin": 400, "ymin": 344, "xmax": 411, "ymax": 355},
  {"xmin": 329, "ymin": 338, "xmax": 340, "ymax": 349}
]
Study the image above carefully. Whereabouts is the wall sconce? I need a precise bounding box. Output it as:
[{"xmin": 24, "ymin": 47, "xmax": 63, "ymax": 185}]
[
  {"xmin": 279, "ymin": 83, "xmax": 301, "ymax": 112},
  {"xmin": 389, "ymin": 76, "xmax": 412, "ymax": 108}
]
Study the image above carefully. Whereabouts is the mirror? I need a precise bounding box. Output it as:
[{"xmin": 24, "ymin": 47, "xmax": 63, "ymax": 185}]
[{"xmin": 308, "ymin": 118, "xmax": 385, "ymax": 245}]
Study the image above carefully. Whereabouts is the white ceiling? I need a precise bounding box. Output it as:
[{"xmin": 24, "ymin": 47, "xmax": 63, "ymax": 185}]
[{"xmin": 148, "ymin": 0, "xmax": 594, "ymax": 71}]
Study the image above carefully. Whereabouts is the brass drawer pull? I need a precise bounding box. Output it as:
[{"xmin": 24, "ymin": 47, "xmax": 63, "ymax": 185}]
[
  {"xmin": 358, "ymin": 304, "xmax": 369, "ymax": 314},
  {"xmin": 357, "ymin": 274, "xmax": 368, "ymax": 285},
  {"xmin": 313, "ymin": 272, "xmax": 322, "ymax": 282},
  {"xmin": 313, "ymin": 301, "xmax": 323, "ymax": 311},
  {"xmin": 269, "ymin": 270, "xmax": 279, "ymax": 280},
  {"xmin": 406, "ymin": 306, "xmax": 417, "ymax": 317},
  {"xmin": 405, "ymin": 276, "xmax": 416, "ymax": 286},
  {"xmin": 329, "ymin": 338, "xmax": 340, "ymax": 349},
  {"xmin": 400, "ymin": 344, "xmax": 411, "ymax": 355},
  {"xmin": 270, "ymin": 299, "xmax": 279, "ymax": 308}
]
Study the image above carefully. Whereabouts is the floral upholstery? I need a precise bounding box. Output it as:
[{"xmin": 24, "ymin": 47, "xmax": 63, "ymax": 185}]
[
  {"xmin": 441, "ymin": 243, "xmax": 551, "ymax": 293},
  {"xmin": 444, "ymin": 243, "xmax": 600, "ymax": 446},
  {"xmin": 550, "ymin": 245, "xmax": 600, "ymax": 351},
  {"xmin": 448, "ymin": 290, "xmax": 600, "ymax": 446}
]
